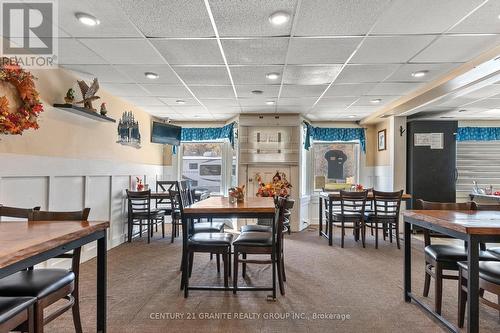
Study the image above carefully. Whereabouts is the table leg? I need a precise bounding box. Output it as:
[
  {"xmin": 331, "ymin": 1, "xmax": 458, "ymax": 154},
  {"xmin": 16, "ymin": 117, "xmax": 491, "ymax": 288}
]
[
  {"xmin": 404, "ymin": 220, "xmax": 411, "ymax": 302},
  {"xmin": 328, "ymin": 199, "xmax": 333, "ymax": 246},
  {"xmin": 319, "ymin": 197, "xmax": 323, "ymax": 236},
  {"xmin": 271, "ymin": 213, "xmax": 277, "ymax": 300},
  {"xmin": 97, "ymin": 233, "xmax": 107, "ymax": 333},
  {"xmin": 466, "ymin": 235, "xmax": 479, "ymax": 333}
]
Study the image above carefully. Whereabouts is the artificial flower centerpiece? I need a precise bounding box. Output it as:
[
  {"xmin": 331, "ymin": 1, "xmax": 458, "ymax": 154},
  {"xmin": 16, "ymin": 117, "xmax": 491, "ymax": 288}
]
[
  {"xmin": 256, "ymin": 171, "xmax": 292, "ymax": 198},
  {"xmin": 229, "ymin": 185, "xmax": 245, "ymax": 203},
  {"xmin": 136, "ymin": 177, "xmax": 144, "ymax": 191}
]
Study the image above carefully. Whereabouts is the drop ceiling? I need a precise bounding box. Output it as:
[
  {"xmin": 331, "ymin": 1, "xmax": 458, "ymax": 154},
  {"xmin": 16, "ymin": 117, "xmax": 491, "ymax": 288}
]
[{"xmin": 55, "ymin": 0, "xmax": 500, "ymax": 121}]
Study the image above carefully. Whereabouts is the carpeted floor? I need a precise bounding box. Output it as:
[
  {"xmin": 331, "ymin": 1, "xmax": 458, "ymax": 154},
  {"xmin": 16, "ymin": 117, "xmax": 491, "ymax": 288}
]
[{"xmin": 46, "ymin": 227, "xmax": 499, "ymax": 333}]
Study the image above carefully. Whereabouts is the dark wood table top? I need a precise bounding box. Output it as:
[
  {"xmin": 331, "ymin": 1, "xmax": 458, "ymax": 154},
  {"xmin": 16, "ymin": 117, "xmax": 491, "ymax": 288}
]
[
  {"xmin": 319, "ymin": 191, "xmax": 412, "ymax": 200},
  {"xmin": 184, "ymin": 196, "xmax": 275, "ymax": 215},
  {"xmin": 150, "ymin": 190, "xmax": 208, "ymax": 199},
  {"xmin": 0, "ymin": 220, "xmax": 109, "ymax": 269},
  {"xmin": 403, "ymin": 210, "xmax": 500, "ymax": 235}
]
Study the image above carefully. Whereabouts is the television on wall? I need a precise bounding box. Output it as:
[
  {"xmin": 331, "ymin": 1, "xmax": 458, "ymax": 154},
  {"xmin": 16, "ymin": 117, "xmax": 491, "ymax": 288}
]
[{"xmin": 151, "ymin": 121, "xmax": 181, "ymax": 146}]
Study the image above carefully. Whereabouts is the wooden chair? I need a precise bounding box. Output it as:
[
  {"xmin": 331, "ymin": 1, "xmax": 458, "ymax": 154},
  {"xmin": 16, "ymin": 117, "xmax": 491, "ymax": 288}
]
[
  {"xmin": 0, "ymin": 205, "xmax": 40, "ymax": 219},
  {"xmin": 457, "ymin": 261, "xmax": 500, "ymax": 327},
  {"xmin": 0, "ymin": 208, "xmax": 90, "ymax": 333},
  {"xmin": 155, "ymin": 181, "xmax": 179, "ymax": 238},
  {"xmin": 364, "ymin": 190, "xmax": 403, "ymax": 249},
  {"xmin": 126, "ymin": 190, "xmax": 165, "ymax": 243},
  {"xmin": 416, "ymin": 199, "xmax": 499, "ymax": 315},
  {"xmin": 331, "ymin": 190, "xmax": 368, "ymax": 248},
  {"xmin": 0, "ymin": 296, "xmax": 35, "ymax": 333},
  {"xmin": 474, "ymin": 203, "xmax": 500, "ymax": 258}
]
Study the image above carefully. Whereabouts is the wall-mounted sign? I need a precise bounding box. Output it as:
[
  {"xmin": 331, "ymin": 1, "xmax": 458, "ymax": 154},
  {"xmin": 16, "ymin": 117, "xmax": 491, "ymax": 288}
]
[{"xmin": 414, "ymin": 133, "xmax": 443, "ymax": 149}]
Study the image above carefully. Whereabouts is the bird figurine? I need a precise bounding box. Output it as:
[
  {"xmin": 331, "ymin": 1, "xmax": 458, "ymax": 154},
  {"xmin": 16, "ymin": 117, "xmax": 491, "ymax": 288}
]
[{"xmin": 76, "ymin": 78, "xmax": 100, "ymax": 111}]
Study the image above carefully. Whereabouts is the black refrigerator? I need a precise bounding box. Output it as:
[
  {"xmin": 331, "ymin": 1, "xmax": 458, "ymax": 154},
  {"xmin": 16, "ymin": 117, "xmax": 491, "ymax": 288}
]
[{"xmin": 406, "ymin": 120, "xmax": 458, "ymax": 209}]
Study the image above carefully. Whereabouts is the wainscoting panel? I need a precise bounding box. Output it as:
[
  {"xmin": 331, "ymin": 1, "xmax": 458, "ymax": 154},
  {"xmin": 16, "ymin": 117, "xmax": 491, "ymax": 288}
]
[
  {"xmin": 51, "ymin": 176, "xmax": 85, "ymax": 211},
  {"xmin": 0, "ymin": 176, "xmax": 49, "ymax": 211}
]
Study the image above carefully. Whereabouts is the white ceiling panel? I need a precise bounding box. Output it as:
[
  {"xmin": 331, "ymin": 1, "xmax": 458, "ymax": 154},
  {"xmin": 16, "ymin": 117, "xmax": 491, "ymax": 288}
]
[
  {"xmin": 315, "ymin": 97, "xmax": 358, "ymax": 108},
  {"xmin": 61, "ymin": 65, "xmax": 132, "ymax": 83},
  {"xmin": 170, "ymin": 106, "xmax": 209, "ymax": 114},
  {"xmin": 210, "ymin": 107, "xmax": 241, "ymax": 114},
  {"xmin": 287, "ymin": 38, "xmax": 361, "ymax": 64},
  {"xmin": 172, "ymin": 67, "xmax": 231, "ymax": 85},
  {"xmin": 367, "ymin": 83, "xmax": 420, "ymax": 96},
  {"xmin": 140, "ymin": 105, "xmax": 176, "ymax": 114},
  {"xmin": 335, "ymin": 64, "xmax": 399, "ymax": 83},
  {"xmin": 122, "ymin": 97, "xmax": 164, "ymax": 107},
  {"xmin": 411, "ymin": 35, "xmax": 500, "ymax": 63},
  {"xmin": 212, "ymin": 114, "xmax": 234, "ymax": 120},
  {"xmin": 283, "ymin": 65, "xmax": 342, "ymax": 85},
  {"xmin": 277, "ymin": 105, "xmax": 308, "ymax": 112},
  {"xmin": 189, "ymin": 86, "xmax": 235, "ymax": 98},
  {"xmin": 58, "ymin": 38, "xmax": 107, "ymax": 64},
  {"xmin": 79, "ymin": 38, "xmax": 166, "ymax": 64},
  {"xmin": 354, "ymin": 95, "xmax": 401, "ymax": 106},
  {"xmin": 239, "ymin": 97, "xmax": 276, "ymax": 107},
  {"xmin": 278, "ymin": 98, "xmax": 317, "ymax": 107},
  {"xmin": 324, "ymin": 83, "xmax": 376, "ymax": 97},
  {"xmin": 150, "ymin": 39, "xmax": 224, "ymax": 65},
  {"xmin": 141, "ymin": 85, "xmax": 192, "ymax": 97},
  {"xmin": 385, "ymin": 63, "xmax": 458, "ymax": 82},
  {"xmin": 201, "ymin": 99, "xmax": 240, "ymax": 107},
  {"xmin": 210, "ymin": 0, "xmax": 297, "ymax": 37},
  {"xmin": 222, "ymin": 38, "xmax": 289, "ymax": 65},
  {"xmin": 58, "ymin": 0, "xmax": 142, "ymax": 38},
  {"xmin": 113, "ymin": 65, "xmax": 181, "ymax": 84},
  {"xmin": 351, "ymin": 36, "xmax": 434, "ymax": 64},
  {"xmin": 451, "ymin": 0, "xmax": 500, "ymax": 34},
  {"xmin": 231, "ymin": 66, "xmax": 283, "ymax": 85},
  {"xmin": 294, "ymin": 0, "xmax": 391, "ymax": 36},
  {"xmin": 344, "ymin": 106, "xmax": 380, "ymax": 114},
  {"xmin": 280, "ymin": 85, "xmax": 328, "ymax": 97},
  {"xmin": 465, "ymin": 99, "xmax": 500, "ymax": 109},
  {"xmin": 460, "ymin": 84, "xmax": 500, "ymax": 99},
  {"xmin": 372, "ymin": 0, "xmax": 484, "ymax": 34},
  {"xmin": 117, "ymin": 0, "xmax": 214, "ymax": 37},
  {"xmin": 241, "ymin": 106, "xmax": 276, "ymax": 113},
  {"xmin": 159, "ymin": 98, "xmax": 201, "ymax": 107},
  {"xmin": 236, "ymin": 85, "xmax": 280, "ymax": 97},
  {"xmin": 102, "ymin": 83, "xmax": 149, "ymax": 97}
]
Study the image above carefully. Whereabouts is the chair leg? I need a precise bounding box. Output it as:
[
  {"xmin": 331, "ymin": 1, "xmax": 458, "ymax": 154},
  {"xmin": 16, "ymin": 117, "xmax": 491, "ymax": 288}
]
[
  {"xmin": 72, "ymin": 290, "xmax": 83, "ymax": 333},
  {"xmin": 242, "ymin": 253, "xmax": 247, "ymax": 277},
  {"xmin": 458, "ymin": 270, "xmax": 467, "ymax": 328},
  {"xmin": 341, "ymin": 222, "xmax": 345, "ymax": 248},
  {"xmin": 127, "ymin": 217, "xmax": 133, "ymax": 243},
  {"xmin": 435, "ymin": 263, "xmax": 443, "ymax": 315},
  {"xmin": 395, "ymin": 222, "xmax": 401, "ymax": 249},
  {"xmin": 210, "ymin": 253, "xmax": 213, "ymax": 260},
  {"xmin": 161, "ymin": 217, "xmax": 165, "ymax": 238},
  {"xmin": 328, "ymin": 220, "xmax": 333, "ymax": 246},
  {"xmin": 423, "ymin": 264, "xmax": 431, "ymax": 297},
  {"xmin": 171, "ymin": 219, "xmax": 176, "ymax": 243},
  {"xmin": 188, "ymin": 252, "xmax": 194, "ymax": 278},
  {"xmin": 216, "ymin": 254, "xmax": 221, "ymax": 273},
  {"xmin": 228, "ymin": 250, "xmax": 231, "ymax": 277},
  {"xmin": 361, "ymin": 222, "xmax": 365, "ymax": 248},
  {"xmin": 34, "ymin": 303, "xmax": 44, "ymax": 333},
  {"xmin": 223, "ymin": 251, "xmax": 229, "ymax": 288},
  {"xmin": 184, "ymin": 250, "xmax": 190, "ymax": 298},
  {"xmin": 375, "ymin": 224, "xmax": 379, "ymax": 249},
  {"xmin": 147, "ymin": 218, "xmax": 151, "ymax": 244},
  {"xmin": 389, "ymin": 224, "xmax": 393, "ymax": 243},
  {"xmin": 277, "ymin": 256, "xmax": 285, "ymax": 296},
  {"xmin": 139, "ymin": 219, "xmax": 143, "ymax": 238},
  {"xmin": 233, "ymin": 250, "xmax": 238, "ymax": 294},
  {"xmin": 383, "ymin": 224, "xmax": 387, "ymax": 240}
]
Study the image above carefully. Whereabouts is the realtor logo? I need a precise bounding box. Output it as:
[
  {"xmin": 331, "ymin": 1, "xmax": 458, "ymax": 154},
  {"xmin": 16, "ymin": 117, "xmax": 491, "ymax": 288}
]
[{"xmin": 1, "ymin": 0, "xmax": 58, "ymax": 68}]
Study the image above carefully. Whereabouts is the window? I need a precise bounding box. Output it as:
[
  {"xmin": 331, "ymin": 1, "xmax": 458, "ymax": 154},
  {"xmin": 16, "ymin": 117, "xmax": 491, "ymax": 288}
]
[
  {"xmin": 181, "ymin": 142, "xmax": 223, "ymax": 194},
  {"xmin": 313, "ymin": 142, "xmax": 359, "ymax": 190}
]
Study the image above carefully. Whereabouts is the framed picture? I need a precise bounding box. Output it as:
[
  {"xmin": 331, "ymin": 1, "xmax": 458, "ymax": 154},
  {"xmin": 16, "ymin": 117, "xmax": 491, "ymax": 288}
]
[{"xmin": 378, "ymin": 129, "xmax": 386, "ymax": 151}]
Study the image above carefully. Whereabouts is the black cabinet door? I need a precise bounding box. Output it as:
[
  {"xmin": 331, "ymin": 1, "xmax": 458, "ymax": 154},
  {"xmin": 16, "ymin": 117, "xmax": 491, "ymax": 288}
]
[{"xmin": 406, "ymin": 121, "xmax": 458, "ymax": 208}]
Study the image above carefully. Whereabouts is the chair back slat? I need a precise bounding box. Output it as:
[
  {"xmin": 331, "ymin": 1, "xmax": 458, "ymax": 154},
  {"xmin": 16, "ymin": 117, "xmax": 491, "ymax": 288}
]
[
  {"xmin": 473, "ymin": 203, "xmax": 500, "ymax": 211},
  {"xmin": 126, "ymin": 190, "xmax": 151, "ymax": 214},
  {"xmin": 339, "ymin": 190, "xmax": 368, "ymax": 215},
  {"xmin": 0, "ymin": 205, "xmax": 41, "ymax": 219},
  {"xmin": 373, "ymin": 190, "xmax": 403, "ymax": 220},
  {"xmin": 415, "ymin": 199, "xmax": 474, "ymax": 211}
]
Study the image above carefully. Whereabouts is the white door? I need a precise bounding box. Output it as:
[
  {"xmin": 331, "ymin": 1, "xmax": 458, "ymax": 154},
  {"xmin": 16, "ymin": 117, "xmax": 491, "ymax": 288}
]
[{"xmin": 247, "ymin": 166, "xmax": 291, "ymax": 198}]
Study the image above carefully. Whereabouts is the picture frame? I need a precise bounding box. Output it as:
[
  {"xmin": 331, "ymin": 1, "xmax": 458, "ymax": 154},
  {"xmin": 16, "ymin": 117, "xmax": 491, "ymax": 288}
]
[{"xmin": 378, "ymin": 129, "xmax": 387, "ymax": 151}]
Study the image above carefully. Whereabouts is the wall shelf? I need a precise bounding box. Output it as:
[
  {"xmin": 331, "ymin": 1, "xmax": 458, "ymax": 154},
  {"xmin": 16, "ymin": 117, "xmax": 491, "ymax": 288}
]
[{"xmin": 53, "ymin": 104, "xmax": 116, "ymax": 123}]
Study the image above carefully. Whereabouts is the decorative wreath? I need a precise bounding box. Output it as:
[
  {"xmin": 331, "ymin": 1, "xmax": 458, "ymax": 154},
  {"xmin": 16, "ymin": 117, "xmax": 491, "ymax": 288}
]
[{"xmin": 0, "ymin": 59, "xmax": 43, "ymax": 135}]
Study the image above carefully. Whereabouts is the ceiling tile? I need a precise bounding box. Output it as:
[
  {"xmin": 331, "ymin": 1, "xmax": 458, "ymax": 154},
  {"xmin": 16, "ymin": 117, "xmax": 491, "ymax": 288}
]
[
  {"xmin": 231, "ymin": 66, "xmax": 283, "ymax": 85},
  {"xmin": 367, "ymin": 83, "xmax": 420, "ymax": 96},
  {"xmin": 79, "ymin": 38, "xmax": 166, "ymax": 64},
  {"xmin": 460, "ymin": 84, "xmax": 500, "ymax": 99},
  {"xmin": 61, "ymin": 65, "xmax": 132, "ymax": 83},
  {"xmin": 354, "ymin": 95, "xmax": 401, "ymax": 106},
  {"xmin": 283, "ymin": 65, "xmax": 342, "ymax": 85},
  {"xmin": 351, "ymin": 36, "xmax": 434, "ymax": 64},
  {"xmin": 294, "ymin": 0, "xmax": 391, "ymax": 36},
  {"xmin": 451, "ymin": 1, "xmax": 500, "ymax": 33},
  {"xmin": 141, "ymin": 84, "xmax": 192, "ymax": 97},
  {"xmin": 241, "ymin": 106, "xmax": 276, "ymax": 113},
  {"xmin": 212, "ymin": 114, "xmax": 235, "ymax": 120},
  {"xmin": 201, "ymin": 99, "xmax": 240, "ymax": 107},
  {"xmin": 159, "ymin": 97, "xmax": 201, "ymax": 107},
  {"xmin": 280, "ymin": 85, "xmax": 327, "ymax": 97},
  {"xmin": 150, "ymin": 39, "xmax": 224, "ymax": 65},
  {"xmin": 385, "ymin": 63, "xmax": 458, "ymax": 82},
  {"xmin": 172, "ymin": 66, "xmax": 231, "ymax": 85},
  {"xmin": 278, "ymin": 98, "xmax": 317, "ymax": 107},
  {"xmin": 411, "ymin": 35, "xmax": 500, "ymax": 63},
  {"xmin": 277, "ymin": 105, "xmax": 309, "ymax": 112},
  {"xmin": 122, "ymin": 96, "xmax": 165, "ymax": 106},
  {"xmin": 335, "ymin": 64, "xmax": 399, "ymax": 83},
  {"xmin": 102, "ymin": 83, "xmax": 149, "ymax": 97},
  {"xmin": 372, "ymin": 0, "xmax": 484, "ymax": 34},
  {"xmin": 324, "ymin": 83, "xmax": 376, "ymax": 97},
  {"xmin": 465, "ymin": 99, "xmax": 500, "ymax": 109},
  {"xmin": 189, "ymin": 86, "xmax": 235, "ymax": 98},
  {"xmin": 113, "ymin": 65, "xmax": 181, "ymax": 84},
  {"xmin": 210, "ymin": 107, "xmax": 241, "ymax": 114},
  {"xmin": 140, "ymin": 105, "xmax": 177, "ymax": 114},
  {"xmin": 117, "ymin": 0, "xmax": 214, "ymax": 37},
  {"xmin": 210, "ymin": 0, "xmax": 297, "ymax": 37},
  {"xmin": 236, "ymin": 85, "xmax": 280, "ymax": 98},
  {"xmin": 315, "ymin": 97, "xmax": 358, "ymax": 108},
  {"xmin": 222, "ymin": 38, "xmax": 288, "ymax": 65},
  {"xmin": 239, "ymin": 97, "xmax": 276, "ymax": 107},
  {"xmin": 58, "ymin": 38, "xmax": 107, "ymax": 64},
  {"xmin": 170, "ymin": 106, "xmax": 209, "ymax": 114},
  {"xmin": 58, "ymin": 0, "xmax": 142, "ymax": 38},
  {"xmin": 287, "ymin": 37, "xmax": 361, "ymax": 64}
]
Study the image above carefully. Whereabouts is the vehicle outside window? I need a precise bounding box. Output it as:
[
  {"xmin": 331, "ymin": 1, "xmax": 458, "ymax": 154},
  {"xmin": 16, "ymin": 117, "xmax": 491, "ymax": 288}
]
[{"xmin": 181, "ymin": 143, "xmax": 223, "ymax": 194}]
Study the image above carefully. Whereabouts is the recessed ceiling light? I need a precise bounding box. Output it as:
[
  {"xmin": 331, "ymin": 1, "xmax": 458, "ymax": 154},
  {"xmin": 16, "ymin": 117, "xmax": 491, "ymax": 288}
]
[
  {"xmin": 411, "ymin": 70, "xmax": 428, "ymax": 78},
  {"xmin": 251, "ymin": 90, "xmax": 263, "ymax": 95},
  {"xmin": 144, "ymin": 72, "xmax": 159, "ymax": 80},
  {"xmin": 75, "ymin": 13, "xmax": 100, "ymax": 26},
  {"xmin": 269, "ymin": 11, "xmax": 290, "ymax": 26},
  {"xmin": 265, "ymin": 101, "xmax": 275, "ymax": 105},
  {"xmin": 370, "ymin": 98, "xmax": 382, "ymax": 104},
  {"xmin": 176, "ymin": 100, "xmax": 186, "ymax": 105},
  {"xmin": 348, "ymin": 115, "xmax": 356, "ymax": 118},
  {"xmin": 266, "ymin": 72, "xmax": 280, "ymax": 80}
]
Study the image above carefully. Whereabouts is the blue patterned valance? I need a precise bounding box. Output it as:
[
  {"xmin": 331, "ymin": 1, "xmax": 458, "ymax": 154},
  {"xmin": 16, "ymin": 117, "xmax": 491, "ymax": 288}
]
[
  {"xmin": 457, "ymin": 127, "xmax": 500, "ymax": 142},
  {"xmin": 304, "ymin": 123, "xmax": 366, "ymax": 152},
  {"xmin": 172, "ymin": 122, "xmax": 236, "ymax": 154}
]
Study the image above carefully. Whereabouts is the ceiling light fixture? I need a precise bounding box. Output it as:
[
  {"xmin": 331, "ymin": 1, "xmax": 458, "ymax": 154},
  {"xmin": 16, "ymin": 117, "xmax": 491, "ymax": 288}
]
[
  {"xmin": 266, "ymin": 72, "xmax": 280, "ymax": 80},
  {"xmin": 144, "ymin": 72, "xmax": 159, "ymax": 80},
  {"xmin": 251, "ymin": 90, "xmax": 263, "ymax": 95},
  {"xmin": 411, "ymin": 70, "xmax": 428, "ymax": 78},
  {"xmin": 75, "ymin": 13, "xmax": 100, "ymax": 26},
  {"xmin": 269, "ymin": 11, "xmax": 290, "ymax": 26},
  {"xmin": 175, "ymin": 100, "xmax": 186, "ymax": 105},
  {"xmin": 348, "ymin": 115, "xmax": 356, "ymax": 118},
  {"xmin": 265, "ymin": 101, "xmax": 275, "ymax": 105},
  {"xmin": 370, "ymin": 98, "xmax": 382, "ymax": 104}
]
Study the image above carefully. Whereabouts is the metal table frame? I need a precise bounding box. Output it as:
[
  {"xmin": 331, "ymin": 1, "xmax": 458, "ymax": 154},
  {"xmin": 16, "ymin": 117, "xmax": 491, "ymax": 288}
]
[
  {"xmin": 0, "ymin": 230, "xmax": 107, "ymax": 333},
  {"xmin": 181, "ymin": 210, "xmax": 277, "ymax": 300},
  {"xmin": 403, "ymin": 215, "xmax": 500, "ymax": 333}
]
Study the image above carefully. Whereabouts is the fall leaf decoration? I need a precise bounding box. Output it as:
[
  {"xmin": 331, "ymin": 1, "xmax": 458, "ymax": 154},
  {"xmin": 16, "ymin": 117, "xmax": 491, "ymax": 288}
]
[{"xmin": 0, "ymin": 58, "xmax": 44, "ymax": 135}]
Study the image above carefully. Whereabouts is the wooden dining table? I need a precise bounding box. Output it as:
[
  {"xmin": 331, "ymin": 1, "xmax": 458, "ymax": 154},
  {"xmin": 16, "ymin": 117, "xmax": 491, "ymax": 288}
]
[
  {"xmin": 182, "ymin": 196, "xmax": 277, "ymax": 298},
  {"xmin": 403, "ymin": 210, "xmax": 500, "ymax": 333},
  {"xmin": 0, "ymin": 220, "xmax": 109, "ymax": 333}
]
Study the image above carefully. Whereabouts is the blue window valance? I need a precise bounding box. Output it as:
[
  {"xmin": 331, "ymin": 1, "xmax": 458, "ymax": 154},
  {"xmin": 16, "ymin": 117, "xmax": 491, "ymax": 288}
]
[
  {"xmin": 172, "ymin": 122, "xmax": 236, "ymax": 154},
  {"xmin": 304, "ymin": 123, "xmax": 366, "ymax": 152},
  {"xmin": 457, "ymin": 127, "xmax": 500, "ymax": 142}
]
